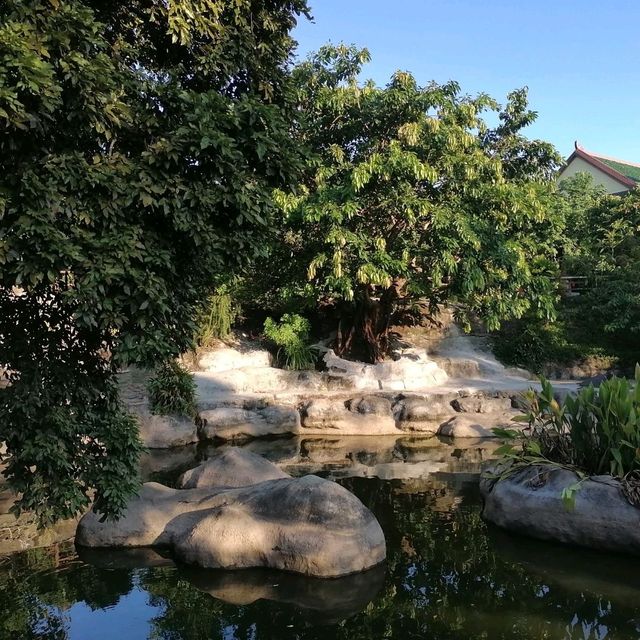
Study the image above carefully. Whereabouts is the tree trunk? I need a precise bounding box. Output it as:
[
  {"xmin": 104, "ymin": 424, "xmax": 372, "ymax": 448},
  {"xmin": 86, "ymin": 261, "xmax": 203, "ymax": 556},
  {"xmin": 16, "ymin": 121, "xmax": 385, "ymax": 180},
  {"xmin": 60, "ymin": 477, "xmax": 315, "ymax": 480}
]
[{"xmin": 335, "ymin": 285, "xmax": 399, "ymax": 363}]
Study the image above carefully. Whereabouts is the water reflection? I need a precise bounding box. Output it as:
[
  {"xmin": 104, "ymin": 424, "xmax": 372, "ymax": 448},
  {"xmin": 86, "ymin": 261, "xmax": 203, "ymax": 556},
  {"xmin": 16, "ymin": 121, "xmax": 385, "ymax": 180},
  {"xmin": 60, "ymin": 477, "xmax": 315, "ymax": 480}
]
[{"xmin": 3, "ymin": 436, "xmax": 640, "ymax": 639}]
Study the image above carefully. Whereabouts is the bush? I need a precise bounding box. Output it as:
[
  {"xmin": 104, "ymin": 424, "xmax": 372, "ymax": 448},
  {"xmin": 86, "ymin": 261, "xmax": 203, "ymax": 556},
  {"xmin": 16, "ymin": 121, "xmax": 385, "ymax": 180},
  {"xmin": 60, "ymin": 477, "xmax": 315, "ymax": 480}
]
[
  {"xmin": 263, "ymin": 313, "xmax": 317, "ymax": 370},
  {"xmin": 147, "ymin": 361, "xmax": 197, "ymax": 418},
  {"xmin": 496, "ymin": 366, "xmax": 640, "ymax": 479},
  {"xmin": 195, "ymin": 285, "xmax": 239, "ymax": 346}
]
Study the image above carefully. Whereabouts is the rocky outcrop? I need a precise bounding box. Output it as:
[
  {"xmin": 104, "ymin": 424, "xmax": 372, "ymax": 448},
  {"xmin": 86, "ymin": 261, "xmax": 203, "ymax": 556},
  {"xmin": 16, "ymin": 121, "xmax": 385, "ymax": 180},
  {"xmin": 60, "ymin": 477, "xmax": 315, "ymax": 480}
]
[
  {"xmin": 177, "ymin": 448, "xmax": 289, "ymax": 489},
  {"xmin": 481, "ymin": 464, "xmax": 640, "ymax": 555},
  {"xmin": 76, "ymin": 452, "xmax": 386, "ymax": 578},
  {"xmin": 195, "ymin": 392, "xmax": 523, "ymax": 441}
]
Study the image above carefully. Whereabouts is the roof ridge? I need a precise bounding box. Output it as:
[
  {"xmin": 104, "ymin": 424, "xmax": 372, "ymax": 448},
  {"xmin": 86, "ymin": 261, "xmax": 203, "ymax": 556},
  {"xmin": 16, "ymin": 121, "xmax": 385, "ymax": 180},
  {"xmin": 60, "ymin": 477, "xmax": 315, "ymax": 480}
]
[{"xmin": 580, "ymin": 148, "xmax": 640, "ymax": 169}]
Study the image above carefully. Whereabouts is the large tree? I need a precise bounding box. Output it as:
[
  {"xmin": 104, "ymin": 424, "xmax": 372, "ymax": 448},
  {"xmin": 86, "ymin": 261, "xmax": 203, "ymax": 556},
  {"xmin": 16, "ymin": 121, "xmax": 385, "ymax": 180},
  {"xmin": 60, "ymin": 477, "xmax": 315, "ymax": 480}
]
[
  {"xmin": 272, "ymin": 45, "xmax": 563, "ymax": 362},
  {"xmin": 0, "ymin": 0, "xmax": 308, "ymax": 525}
]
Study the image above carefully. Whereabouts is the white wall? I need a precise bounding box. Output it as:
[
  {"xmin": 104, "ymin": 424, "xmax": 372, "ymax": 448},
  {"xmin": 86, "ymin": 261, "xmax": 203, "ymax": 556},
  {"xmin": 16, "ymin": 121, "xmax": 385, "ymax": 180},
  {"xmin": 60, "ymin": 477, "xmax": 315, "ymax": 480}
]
[{"xmin": 558, "ymin": 156, "xmax": 631, "ymax": 194}]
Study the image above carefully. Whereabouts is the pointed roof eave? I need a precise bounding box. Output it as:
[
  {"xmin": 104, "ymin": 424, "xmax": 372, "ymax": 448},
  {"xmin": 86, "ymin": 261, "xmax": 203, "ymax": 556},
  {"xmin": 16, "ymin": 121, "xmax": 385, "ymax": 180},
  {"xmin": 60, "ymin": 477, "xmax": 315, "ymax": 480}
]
[{"xmin": 559, "ymin": 142, "xmax": 637, "ymax": 189}]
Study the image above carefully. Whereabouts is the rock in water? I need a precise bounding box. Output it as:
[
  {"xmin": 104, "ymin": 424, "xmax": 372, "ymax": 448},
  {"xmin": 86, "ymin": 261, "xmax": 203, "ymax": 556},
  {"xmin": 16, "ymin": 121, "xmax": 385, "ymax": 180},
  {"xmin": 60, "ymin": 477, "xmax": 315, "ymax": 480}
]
[
  {"xmin": 481, "ymin": 464, "xmax": 640, "ymax": 555},
  {"xmin": 177, "ymin": 448, "xmax": 290, "ymax": 489},
  {"xmin": 76, "ymin": 456, "xmax": 386, "ymax": 577}
]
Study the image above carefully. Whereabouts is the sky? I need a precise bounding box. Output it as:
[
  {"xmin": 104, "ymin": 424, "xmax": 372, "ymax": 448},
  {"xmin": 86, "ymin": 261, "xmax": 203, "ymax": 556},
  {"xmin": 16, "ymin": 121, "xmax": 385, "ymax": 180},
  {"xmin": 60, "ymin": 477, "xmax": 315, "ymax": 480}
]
[{"xmin": 293, "ymin": 0, "xmax": 640, "ymax": 161}]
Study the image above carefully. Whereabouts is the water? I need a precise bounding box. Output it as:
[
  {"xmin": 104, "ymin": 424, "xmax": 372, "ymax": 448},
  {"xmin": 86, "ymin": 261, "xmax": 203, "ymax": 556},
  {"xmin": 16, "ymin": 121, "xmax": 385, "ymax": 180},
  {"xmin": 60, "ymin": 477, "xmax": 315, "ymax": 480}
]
[{"xmin": 2, "ymin": 436, "xmax": 640, "ymax": 640}]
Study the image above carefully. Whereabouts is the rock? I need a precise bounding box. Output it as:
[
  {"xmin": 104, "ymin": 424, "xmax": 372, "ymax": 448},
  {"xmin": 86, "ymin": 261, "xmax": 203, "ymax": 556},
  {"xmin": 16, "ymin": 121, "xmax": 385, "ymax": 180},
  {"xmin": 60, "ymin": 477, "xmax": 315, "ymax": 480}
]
[
  {"xmin": 300, "ymin": 398, "xmax": 400, "ymax": 435},
  {"xmin": 347, "ymin": 395, "xmax": 392, "ymax": 416},
  {"xmin": 437, "ymin": 412, "xmax": 521, "ymax": 438},
  {"xmin": 481, "ymin": 465, "xmax": 640, "ymax": 555},
  {"xmin": 76, "ymin": 475, "xmax": 386, "ymax": 578},
  {"xmin": 394, "ymin": 394, "xmax": 456, "ymax": 422},
  {"xmin": 177, "ymin": 448, "xmax": 289, "ymax": 489},
  {"xmin": 451, "ymin": 393, "xmax": 514, "ymax": 414},
  {"xmin": 198, "ymin": 347, "xmax": 272, "ymax": 372},
  {"xmin": 170, "ymin": 476, "xmax": 386, "ymax": 576},
  {"xmin": 133, "ymin": 405, "xmax": 198, "ymax": 449},
  {"xmin": 200, "ymin": 404, "xmax": 299, "ymax": 441}
]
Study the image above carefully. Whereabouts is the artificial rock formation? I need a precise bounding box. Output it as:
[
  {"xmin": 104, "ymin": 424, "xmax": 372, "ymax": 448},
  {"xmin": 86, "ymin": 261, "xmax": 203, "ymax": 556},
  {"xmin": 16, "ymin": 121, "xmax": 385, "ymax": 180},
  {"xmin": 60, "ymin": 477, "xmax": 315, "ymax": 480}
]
[{"xmin": 76, "ymin": 449, "xmax": 386, "ymax": 578}]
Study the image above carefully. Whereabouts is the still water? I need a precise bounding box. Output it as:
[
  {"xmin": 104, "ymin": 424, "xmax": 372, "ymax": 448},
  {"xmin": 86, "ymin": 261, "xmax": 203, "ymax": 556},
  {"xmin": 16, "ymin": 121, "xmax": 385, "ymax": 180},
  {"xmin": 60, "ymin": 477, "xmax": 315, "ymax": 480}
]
[{"xmin": 2, "ymin": 435, "xmax": 640, "ymax": 640}]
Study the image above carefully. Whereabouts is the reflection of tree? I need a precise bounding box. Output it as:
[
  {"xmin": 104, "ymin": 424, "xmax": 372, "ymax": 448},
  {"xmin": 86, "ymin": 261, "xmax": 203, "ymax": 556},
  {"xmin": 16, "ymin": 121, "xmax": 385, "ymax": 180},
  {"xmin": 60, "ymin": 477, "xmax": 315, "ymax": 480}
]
[
  {"xmin": 0, "ymin": 542, "xmax": 133, "ymax": 639},
  {"xmin": 3, "ymin": 477, "xmax": 640, "ymax": 639}
]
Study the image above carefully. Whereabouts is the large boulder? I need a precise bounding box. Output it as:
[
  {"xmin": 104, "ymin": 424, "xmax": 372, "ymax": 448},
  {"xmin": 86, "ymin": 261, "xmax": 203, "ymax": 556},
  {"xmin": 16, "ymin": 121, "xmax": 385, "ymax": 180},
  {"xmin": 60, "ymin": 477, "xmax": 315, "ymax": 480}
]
[
  {"xmin": 481, "ymin": 465, "xmax": 640, "ymax": 555},
  {"xmin": 177, "ymin": 448, "xmax": 289, "ymax": 489},
  {"xmin": 198, "ymin": 347, "xmax": 273, "ymax": 372},
  {"xmin": 170, "ymin": 475, "xmax": 385, "ymax": 576},
  {"xmin": 76, "ymin": 459, "xmax": 386, "ymax": 577},
  {"xmin": 451, "ymin": 393, "xmax": 514, "ymax": 414},
  {"xmin": 133, "ymin": 405, "xmax": 198, "ymax": 449}
]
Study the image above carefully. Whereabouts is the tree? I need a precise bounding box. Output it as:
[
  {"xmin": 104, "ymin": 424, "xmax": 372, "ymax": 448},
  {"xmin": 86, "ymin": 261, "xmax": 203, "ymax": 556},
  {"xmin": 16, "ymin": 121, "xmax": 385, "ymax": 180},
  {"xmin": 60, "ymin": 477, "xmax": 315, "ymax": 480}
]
[
  {"xmin": 273, "ymin": 45, "xmax": 563, "ymax": 362},
  {"xmin": 0, "ymin": 0, "xmax": 308, "ymax": 525}
]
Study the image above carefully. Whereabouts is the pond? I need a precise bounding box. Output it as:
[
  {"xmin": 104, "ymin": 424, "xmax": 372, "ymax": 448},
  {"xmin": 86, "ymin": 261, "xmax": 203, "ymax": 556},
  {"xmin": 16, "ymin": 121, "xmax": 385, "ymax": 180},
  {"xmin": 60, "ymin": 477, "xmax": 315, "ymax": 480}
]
[{"xmin": 2, "ymin": 435, "xmax": 640, "ymax": 640}]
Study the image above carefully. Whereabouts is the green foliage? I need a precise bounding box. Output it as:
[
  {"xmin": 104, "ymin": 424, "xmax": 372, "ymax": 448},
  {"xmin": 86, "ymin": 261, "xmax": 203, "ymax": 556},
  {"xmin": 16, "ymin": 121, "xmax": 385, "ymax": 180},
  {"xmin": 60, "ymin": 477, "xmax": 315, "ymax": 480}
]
[
  {"xmin": 195, "ymin": 285, "xmax": 239, "ymax": 345},
  {"xmin": 270, "ymin": 44, "xmax": 563, "ymax": 362},
  {"xmin": 263, "ymin": 313, "xmax": 317, "ymax": 370},
  {"xmin": 495, "ymin": 368, "xmax": 640, "ymax": 485},
  {"xmin": 0, "ymin": 0, "xmax": 308, "ymax": 524},
  {"xmin": 147, "ymin": 361, "xmax": 197, "ymax": 419}
]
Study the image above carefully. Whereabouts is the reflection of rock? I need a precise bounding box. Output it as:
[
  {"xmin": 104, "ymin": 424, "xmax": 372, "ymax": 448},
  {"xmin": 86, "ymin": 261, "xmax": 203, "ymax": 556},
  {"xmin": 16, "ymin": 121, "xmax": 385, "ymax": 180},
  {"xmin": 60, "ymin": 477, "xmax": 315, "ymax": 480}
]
[
  {"xmin": 437, "ymin": 412, "xmax": 521, "ymax": 438},
  {"xmin": 140, "ymin": 445, "xmax": 199, "ymax": 483},
  {"xmin": 180, "ymin": 561, "xmax": 386, "ymax": 623},
  {"xmin": 481, "ymin": 464, "xmax": 640, "ymax": 554},
  {"xmin": 490, "ymin": 527, "xmax": 640, "ymax": 607},
  {"xmin": 77, "ymin": 457, "xmax": 386, "ymax": 577},
  {"xmin": 133, "ymin": 404, "xmax": 198, "ymax": 449},
  {"xmin": 76, "ymin": 546, "xmax": 174, "ymax": 569},
  {"xmin": 177, "ymin": 448, "xmax": 289, "ymax": 489}
]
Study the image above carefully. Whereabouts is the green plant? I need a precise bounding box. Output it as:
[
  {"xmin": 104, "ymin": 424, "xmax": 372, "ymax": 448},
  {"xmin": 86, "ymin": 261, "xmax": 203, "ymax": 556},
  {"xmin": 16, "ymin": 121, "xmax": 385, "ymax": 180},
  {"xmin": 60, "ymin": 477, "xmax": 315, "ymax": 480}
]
[
  {"xmin": 491, "ymin": 367, "xmax": 640, "ymax": 506},
  {"xmin": 263, "ymin": 314, "xmax": 317, "ymax": 370},
  {"xmin": 147, "ymin": 361, "xmax": 198, "ymax": 419},
  {"xmin": 196, "ymin": 285, "xmax": 239, "ymax": 345}
]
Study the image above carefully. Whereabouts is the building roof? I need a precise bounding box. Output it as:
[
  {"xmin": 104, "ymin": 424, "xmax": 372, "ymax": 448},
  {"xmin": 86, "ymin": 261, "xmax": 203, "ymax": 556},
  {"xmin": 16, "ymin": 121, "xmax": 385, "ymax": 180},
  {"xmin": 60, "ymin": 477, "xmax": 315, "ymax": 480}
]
[{"xmin": 561, "ymin": 142, "xmax": 639, "ymax": 189}]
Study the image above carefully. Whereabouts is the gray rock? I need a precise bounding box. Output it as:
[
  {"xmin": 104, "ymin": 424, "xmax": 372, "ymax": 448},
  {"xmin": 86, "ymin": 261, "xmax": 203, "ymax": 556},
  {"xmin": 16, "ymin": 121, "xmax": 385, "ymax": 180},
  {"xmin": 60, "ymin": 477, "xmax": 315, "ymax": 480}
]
[
  {"xmin": 451, "ymin": 393, "xmax": 514, "ymax": 414},
  {"xmin": 347, "ymin": 396, "xmax": 393, "ymax": 416},
  {"xmin": 393, "ymin": 394, "xmax": 456, "ymax": 422},
  {"xmin": 177, "ymin": 448, "xmax": 289, "ymax": 489},
  {"xmin": 437, "ymin": 412, "xmax": 520, "ymax": 438},
  {"xmin": 300, "ymin": 398, "xmax": 400, "ymax": 435},
  {"xmin": 481, "ymin": 464, "xmax": 640, "ymax": 555},
  {"xmin": 134, "ymin": 405, "xmax": 198, "ymax": 449},
  {"xmin": 171, "ymin": 475, "xmax": 386, "ymax": 576},
  {"xmin": 200, "ymin": 405, "xmax": 299, "ymax": 441},
  {"xmin": 76, "ymin": 463, "xmax": 386, "ymax": 577}
]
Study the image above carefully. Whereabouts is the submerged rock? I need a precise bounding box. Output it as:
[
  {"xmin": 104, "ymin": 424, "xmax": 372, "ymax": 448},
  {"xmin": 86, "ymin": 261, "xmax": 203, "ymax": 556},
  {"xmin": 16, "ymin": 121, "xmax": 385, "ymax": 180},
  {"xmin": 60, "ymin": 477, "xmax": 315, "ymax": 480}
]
[
  {"xmin": 481, "ymin": 464, "xmax": 640, "ymax": 555},
  {"xmin": 76, "ymin": 452, "xmax": 386, "ymax": 578}
]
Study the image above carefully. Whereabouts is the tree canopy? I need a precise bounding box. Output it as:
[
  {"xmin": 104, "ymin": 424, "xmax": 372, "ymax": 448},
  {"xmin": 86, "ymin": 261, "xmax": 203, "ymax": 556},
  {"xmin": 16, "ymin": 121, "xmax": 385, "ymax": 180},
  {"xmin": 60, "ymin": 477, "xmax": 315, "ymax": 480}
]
[
  {"xmin": 270, "ymin": 45, "xmax": 563, "ymax": 362},
  {"xmin": 0, "ymin": 0, "xmax": 308, "ymax": 525}
]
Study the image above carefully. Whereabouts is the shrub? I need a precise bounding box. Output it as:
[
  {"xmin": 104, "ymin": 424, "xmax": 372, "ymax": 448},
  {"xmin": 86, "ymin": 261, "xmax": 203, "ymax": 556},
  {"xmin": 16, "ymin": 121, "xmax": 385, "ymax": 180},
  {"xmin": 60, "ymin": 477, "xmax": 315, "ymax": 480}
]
[
  {"xmin": 195, "ymin": 285, "xmax": 239, "ymax": 346},
  {"xmin": 263, "ymin": 313, "xmax": 317, "ymax": 370},
  {"xmin": 147, "ymin": 361, "xmax": 198, "ymax": 418},
  {"xmin": 495, "ymin": 366, "xmax": 640, "ymax": 480}
]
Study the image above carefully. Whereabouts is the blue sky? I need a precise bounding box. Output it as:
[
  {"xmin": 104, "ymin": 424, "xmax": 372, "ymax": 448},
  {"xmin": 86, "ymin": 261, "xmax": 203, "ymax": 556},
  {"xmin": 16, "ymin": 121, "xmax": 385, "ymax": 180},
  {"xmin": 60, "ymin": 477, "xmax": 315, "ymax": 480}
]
[{"xmin": 293, "ymin": 0, "xmax": 640, "ymax": 161}]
